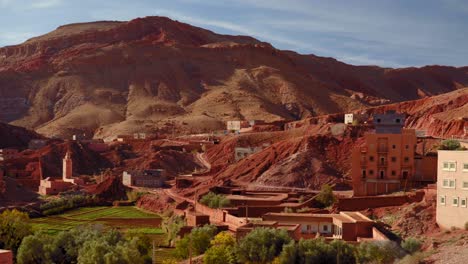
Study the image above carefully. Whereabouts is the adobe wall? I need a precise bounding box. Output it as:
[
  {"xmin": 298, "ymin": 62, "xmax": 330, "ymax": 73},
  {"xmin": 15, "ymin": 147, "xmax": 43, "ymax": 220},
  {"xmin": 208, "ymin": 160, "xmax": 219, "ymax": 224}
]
[
  {"xmin": 338, "ymin": 191, "xmax": 424, "ymax": 211},
  {"xmin": 371, "ymin": 227, "xmax": 389, "ymax": 241}
]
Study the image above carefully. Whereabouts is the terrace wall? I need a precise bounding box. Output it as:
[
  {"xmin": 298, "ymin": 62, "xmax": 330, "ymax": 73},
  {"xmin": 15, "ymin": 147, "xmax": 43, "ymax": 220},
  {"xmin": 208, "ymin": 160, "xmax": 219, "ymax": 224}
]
[{"xmin": 338, "ymin": 191, "xmax": 424, "ymax": 211}]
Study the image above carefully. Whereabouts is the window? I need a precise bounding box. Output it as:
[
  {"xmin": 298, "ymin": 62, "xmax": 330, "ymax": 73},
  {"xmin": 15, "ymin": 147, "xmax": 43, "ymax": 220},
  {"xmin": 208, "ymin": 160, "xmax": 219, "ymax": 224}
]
[
  {"xmin": 391, "ymin": 157, "xmax": 397, "ymax": 162},
  {"xmin": 391, "ymin": 170, "xmax": 396, "ymax": 176},
  {"xmin": 405, "ymin": 145, "xmax": 409, "ymax": 149},
  {"xmin": 404, "ymin": 157, "xmax": 409, "ymax": 163},
  {"xmin": 392, "ymin": 145, "xmax": 396, "ymax": 149},
  {"xmin": 463, "ymin": 163, "xmax": 468, "ymax": 172},
  {"xmin": 461, "ymin": 198, "xmax": 467, "ymax": 208},
  {"xmin": 453, "ymin": 197, "xmax": 459, "ymax": 207},
  {"xmin": 377, "ymin": 119, "xmax": 381, "ymax": 123},
  {"xmin": 362, "ymin": 170, "xmax": 366, "ymax": 178},
  {"xmin": 443, "ymin": 179, "xmax": 449, "ymax": 187},
  {"xmin": 369, "ymin": 170, "xmax": 374, "ymax": 175},
  {"xmin": 449, "ymin": 180, "xmax": 456, "ymax": 188},
  {"xmin": 440, "ymin": 196, "xmax": 446, "ymax": 205},
  {"xmin": 443, "ymin": 161, "xmax": 457, "ymax": 172},
  {"xmin": 323, "ymin": 225, "xmax": 328, "ymax": 232},
  {"xmin": 369, "ymin": 156, "xmax": 374, "ymax": 162},
  {"xmin": 402, "ymin": 171, "xmax": 409, "ymax": 179},
  {"xmin": 396, "ymin": 118, "xmax": 401, "ymax": 123},
  {"xmin": 463, "ymin": 182, "xmax": 468, "ymax": 189},
  {"xmin": 380, "ymin": 170, "xmax": 385, "ymax": 179},
  {"xmin": 442, "ymin": 179, "xmax": 456, "ymax": 189}
]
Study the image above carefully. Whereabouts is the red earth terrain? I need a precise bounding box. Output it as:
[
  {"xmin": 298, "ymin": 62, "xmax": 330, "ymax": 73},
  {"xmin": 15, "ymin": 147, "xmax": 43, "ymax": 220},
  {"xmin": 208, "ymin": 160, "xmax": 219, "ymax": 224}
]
[{"xmin": 0, "ymin": 16, "xmax": 466, "ymax": 139}]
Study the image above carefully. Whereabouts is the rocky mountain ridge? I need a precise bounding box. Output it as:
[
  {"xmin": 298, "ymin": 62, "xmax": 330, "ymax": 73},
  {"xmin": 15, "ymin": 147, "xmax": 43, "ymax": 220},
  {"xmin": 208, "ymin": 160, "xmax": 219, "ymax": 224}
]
[{"xmin": 0, "ymin": 16, "xmax": 467, "ymax": 138}]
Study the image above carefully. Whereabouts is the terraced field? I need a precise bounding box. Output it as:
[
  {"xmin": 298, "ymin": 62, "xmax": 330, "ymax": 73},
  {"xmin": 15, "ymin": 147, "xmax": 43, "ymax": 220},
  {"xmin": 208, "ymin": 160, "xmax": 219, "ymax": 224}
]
[{"xmin": 30, "ymin": 206, "xmax": 163, "ymax": 235}]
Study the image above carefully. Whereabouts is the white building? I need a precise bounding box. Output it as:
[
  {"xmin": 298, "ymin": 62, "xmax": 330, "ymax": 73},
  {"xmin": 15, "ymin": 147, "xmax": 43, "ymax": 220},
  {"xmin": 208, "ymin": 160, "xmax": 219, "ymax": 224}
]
[{"xmin": 436, "ymin": 150, "xmax": 468, "ymax": 229}]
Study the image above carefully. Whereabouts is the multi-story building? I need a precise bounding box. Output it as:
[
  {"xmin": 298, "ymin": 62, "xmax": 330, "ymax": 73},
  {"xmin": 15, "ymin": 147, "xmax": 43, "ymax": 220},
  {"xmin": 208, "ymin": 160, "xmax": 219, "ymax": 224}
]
[
  {"xmin": 352, "ymin": 111, "xmax": 417, "ymax": 196},
  {"xmin": 122, "ymin": 169, "xmax": 167, "ymax": 188},
  {"xmin": 436, "ymin": 150, "xmax": 468, "ymax": 229}
]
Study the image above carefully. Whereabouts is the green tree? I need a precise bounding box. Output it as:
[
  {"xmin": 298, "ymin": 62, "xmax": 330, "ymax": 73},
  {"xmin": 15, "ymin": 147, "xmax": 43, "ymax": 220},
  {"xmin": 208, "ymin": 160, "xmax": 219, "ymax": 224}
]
[
  {"xmin": 17, "ymin": 225, "xmax": 144, "ymax": 264},
  {"xmin": 17, "ymin": 232, "xmax": 54, "ymax": 264},
  {"xmin": 401, "ymin": 237, "xmax": 422, "ymax": 254},
  {"xmin": 173, "ymin": 225, "xmax": 217, "ymax": 259},
  {"xmin": 236, "ymin": 227, "xmax": 291, "ymax": 264},
  {"xmin": 315, "ymin": 184, "xmax": 337, "ymax": 208},
  {"xmin": 439, "ymin": 139, "xmax": 463, "ymax": 150},
  {"xmin": 199, "ymin": 192, "xmax": 231, "ymax": 208},
  {"xmin": 356, "ymin": 241, "xmax": 404, "ymax": 264},
  {"xmin": 203, "ymin": 232, "xmax": 237, "ymax": 264},
  {"xmin": 161, "ymin": 215, "xmax": 186, "ymax": 246},
  {"xmin": 0, "ymin": 209, "xmax": 32, "ymax": 255}
]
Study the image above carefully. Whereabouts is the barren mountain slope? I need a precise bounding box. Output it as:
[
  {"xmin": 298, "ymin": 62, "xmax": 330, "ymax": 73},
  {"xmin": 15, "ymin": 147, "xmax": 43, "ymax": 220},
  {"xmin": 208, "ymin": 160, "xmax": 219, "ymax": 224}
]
[{"xmin": 1, "ymin": 16, "xmax": 467, "ymax": 138}]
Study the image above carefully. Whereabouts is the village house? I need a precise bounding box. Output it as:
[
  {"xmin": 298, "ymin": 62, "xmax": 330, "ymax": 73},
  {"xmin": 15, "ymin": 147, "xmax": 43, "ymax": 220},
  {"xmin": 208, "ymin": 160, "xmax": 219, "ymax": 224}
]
[
  {"xmin": 344, "ymin": 113, "xmax": 367, "ymax": 125},
  {"xmin": 122, "ymin": 169, "xmax": 167, "ymax": 188},
  {"xmin": 351, "ymin": 111, "xmax": 418, "ymax": 196},
  {"xmin": 262, "ymin": 211, "xmax": 387, "ymax": 242},
  {"xmin": 0, "ymin": 249, "xmax": 13, "ymax": 264},
  {"xmin": 436, "ymin": 150, "xmax": 468, "ymax": 229}
]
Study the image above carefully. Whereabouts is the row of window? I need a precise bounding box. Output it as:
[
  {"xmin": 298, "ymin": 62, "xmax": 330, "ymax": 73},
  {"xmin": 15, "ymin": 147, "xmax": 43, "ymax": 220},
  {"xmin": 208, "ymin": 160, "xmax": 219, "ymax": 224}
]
[
  {"xmin": 442, "ymin": 162, "xmax": 468, "ymax": 172},
  {"xmin": 441, "ymin": 179, "xmax": 468, "ymax": 189},
  {"xmin": 362, "ymin": 156, "xmax": 411, "ymax": 163},
  {"xmin": 440, "ymin": 196, "xmax": 468, "ymax": 207},
  {"xmin": 361, "ymin": 169, "xmax": 409, "ymax": 179}
]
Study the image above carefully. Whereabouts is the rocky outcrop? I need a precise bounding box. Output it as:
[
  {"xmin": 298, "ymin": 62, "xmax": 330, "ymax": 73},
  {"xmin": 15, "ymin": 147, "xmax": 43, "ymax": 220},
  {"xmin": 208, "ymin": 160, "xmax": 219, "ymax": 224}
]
[{"xmin": 1, "ymin": 16, "xmax": 467, "ymax": 138}]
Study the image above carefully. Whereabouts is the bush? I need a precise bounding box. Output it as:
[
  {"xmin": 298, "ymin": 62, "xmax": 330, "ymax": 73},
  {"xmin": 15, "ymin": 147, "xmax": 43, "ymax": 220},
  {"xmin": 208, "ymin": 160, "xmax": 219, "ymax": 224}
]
[
  {"xmin": 17, "ymin": 225, "xmax": 145, "ymax": 264},
  {"xmin": 315, "ymin": 184, "xmax": 336, "ymax": 208},
  {"xmin": 199, "ymin": 192, "xmax": 231, "ymax": 208},
  {"xmin": 203, "ymin": 232, "xmax": 237, "ymax": 264},
  {"xmin": 356, "ymin": 241, "xmax": 405, "ymax": 264},
  {"xmin": 0, "ymin": 210, "xmax": 32, "ymax": 256},
  {"xmin": 173, "ymin": 225, "xmax": 217, "ymax": 259},
  {"xmin": 438, "ymin": 139, "xmax": 462, "ymax": 150},
  {"xmin": 236, "ymin": 227, "xmax": 291, "ymax": 263},
  {"xmin": 278, "ymin": 238, "xmax": 356, "ymax": 264},
  {"xmin": 401, "ymin": 237, "xmax": 422, "ymax": 254},
  {"xmin": 126, "ymin": 191, "xmax": 148, "ymax": 202},
  {"xmin": 161, "ymin": 215, "xmax": 186, "ymax": 247},
  {"xmin": 40, "ymin": 194, "xmax": 99, "ymax": 215}
]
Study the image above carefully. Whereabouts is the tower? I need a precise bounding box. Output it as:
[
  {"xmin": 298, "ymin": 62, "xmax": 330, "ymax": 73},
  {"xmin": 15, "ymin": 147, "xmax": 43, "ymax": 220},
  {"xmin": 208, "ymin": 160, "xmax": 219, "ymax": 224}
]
[{"xmin": 62, "ymin": 150, "xmax": 73, "ymax": 182}]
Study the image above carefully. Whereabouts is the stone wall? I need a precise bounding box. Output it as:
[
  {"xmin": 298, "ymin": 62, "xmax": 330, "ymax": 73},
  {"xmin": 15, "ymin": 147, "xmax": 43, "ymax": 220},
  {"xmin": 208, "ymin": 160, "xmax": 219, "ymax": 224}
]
[{"xmin": 337, "ymin": 191, "xmax": 424, "ymax": 211}]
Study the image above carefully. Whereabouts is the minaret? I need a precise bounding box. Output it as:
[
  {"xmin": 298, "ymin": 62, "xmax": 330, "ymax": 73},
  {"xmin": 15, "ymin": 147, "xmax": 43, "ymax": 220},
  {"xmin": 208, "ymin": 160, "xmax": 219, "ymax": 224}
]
[{"xmin": 62, "ymin": 150, "xmax": 73, "ymax": 182}]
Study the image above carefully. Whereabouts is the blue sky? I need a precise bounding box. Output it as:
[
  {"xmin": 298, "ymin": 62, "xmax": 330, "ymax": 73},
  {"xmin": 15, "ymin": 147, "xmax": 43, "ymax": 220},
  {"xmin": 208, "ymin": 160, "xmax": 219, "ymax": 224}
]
[{"xmin": 1, "ymin": 0, "xmax": 467, "ymax": 67}]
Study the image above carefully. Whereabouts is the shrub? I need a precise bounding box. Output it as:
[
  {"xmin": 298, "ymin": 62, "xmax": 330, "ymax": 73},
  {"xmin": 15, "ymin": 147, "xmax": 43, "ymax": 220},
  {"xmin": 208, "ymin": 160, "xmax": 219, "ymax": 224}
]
[
  {"xmin": 199, "ymin": 192, "xmax": 231, "ymax": 208},
  {"xmin": 40, "ymin": 194, "xmax": 99, "ymax": 215},
  {"xmin": 356, "ymin": 241, "xmax": 405, "ymax": 264},
  {"xmin": 203, "ymin": 232, "xmax": 237, "ymax": 264},
  {"xmin": 173, "ymin": 225, "xmax": 217, "ymax": 259},
  {"xmin": 0, "ymin": 210, "xmax": 32, "ymax": 256},
  {"xmin": 401, "ymin": 237, "xmax": 422, "ymax": 254},
  {"xmin": 236, "ymin": 227, "xmax": 291, "ymax": 263},
  {"xmin": 283, "ymin": 207, "xmax": 294, "ymax": 213},
  {"xmin": 17, "ymin": 225, "xmax": 145, "ymax": 264},
  {"xmin": 278, "ymin": 238, "xmax": 356, "ymax": 264},
  {"xmin": 315, "ymin": 184, "xmax": 337, "ymax": 208},
  {"xmin": 126, "ymin": 191, "xmax": 148, "ymax": 202},
  {"xmin": 438, "ymin": 139, "xmax": 462, "ymax": 150},
  {"xmin": 161, "ymin": 215, "xmax": 186, "ymax": 247}
]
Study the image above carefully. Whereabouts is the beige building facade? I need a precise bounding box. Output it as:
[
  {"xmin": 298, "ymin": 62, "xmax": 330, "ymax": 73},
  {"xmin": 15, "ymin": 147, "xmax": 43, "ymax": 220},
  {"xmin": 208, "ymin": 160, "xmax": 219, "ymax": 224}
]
[{"xmin": 436, "ymin": 150, "xmax": 468, "ymax": 229}]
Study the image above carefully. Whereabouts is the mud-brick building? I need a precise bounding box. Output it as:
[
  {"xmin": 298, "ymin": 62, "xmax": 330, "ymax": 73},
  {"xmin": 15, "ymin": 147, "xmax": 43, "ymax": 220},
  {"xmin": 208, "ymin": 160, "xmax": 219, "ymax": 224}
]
[
  {"xmin": 122, "ymin": 169, "xmax": 167, "ymax": 188},
  {"xmin": 352, "ymin": 111, "xmax": 418, "ymax": 196},
  {"xmin": 262, "ymin": 211, "xmax": 384, "ymax": 242}
]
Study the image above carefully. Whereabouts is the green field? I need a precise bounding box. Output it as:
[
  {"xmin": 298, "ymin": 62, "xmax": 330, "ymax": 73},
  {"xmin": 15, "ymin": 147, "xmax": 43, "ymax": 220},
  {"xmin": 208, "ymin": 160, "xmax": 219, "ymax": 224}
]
[
  {"xmin": 30, "ymin": 206, "xmax": 163, "ymax": 235},
  {"xmin": 30, "ymin": 206, "xmax": 174, "ymax": 262}
]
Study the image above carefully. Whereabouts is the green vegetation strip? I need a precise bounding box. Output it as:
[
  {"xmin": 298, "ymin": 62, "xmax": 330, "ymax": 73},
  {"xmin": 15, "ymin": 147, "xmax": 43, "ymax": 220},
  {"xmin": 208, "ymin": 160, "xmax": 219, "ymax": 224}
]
[{"xmin": 31, "ymin": 206, "xmax": 161, "ymax": 234}]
